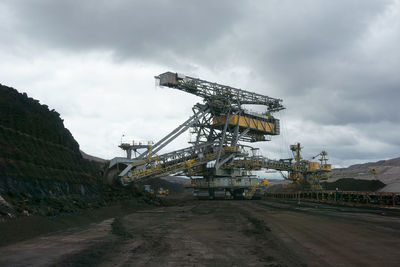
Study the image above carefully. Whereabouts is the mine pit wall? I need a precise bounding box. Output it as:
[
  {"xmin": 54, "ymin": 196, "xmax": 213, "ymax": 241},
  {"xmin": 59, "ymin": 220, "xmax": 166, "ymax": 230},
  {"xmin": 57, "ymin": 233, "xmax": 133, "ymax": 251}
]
[
  {"xmin": 0, "ymin": 84, "xmax": 110, "ymax": 218},
  {"xmin": 0, "ymin": 175, "xmax": 101, "ymax": 200}
]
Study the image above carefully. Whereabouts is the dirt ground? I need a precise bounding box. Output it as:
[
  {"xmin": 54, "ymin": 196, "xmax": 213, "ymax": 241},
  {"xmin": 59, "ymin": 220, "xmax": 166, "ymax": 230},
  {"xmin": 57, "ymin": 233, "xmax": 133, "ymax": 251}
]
[{"xmin": 1, "ymin": 199, "xmax": 400, "ymax": 266}]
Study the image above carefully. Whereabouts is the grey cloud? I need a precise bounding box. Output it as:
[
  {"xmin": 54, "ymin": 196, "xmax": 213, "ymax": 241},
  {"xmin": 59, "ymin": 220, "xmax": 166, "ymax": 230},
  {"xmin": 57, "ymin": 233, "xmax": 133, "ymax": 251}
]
[
  {"xmin": 1, "ymin": 0, "xmax": 400, "ymax": 165},
  {"xmin": 237, "ymin": 1, "xmax": 391, "ymax": 82},
  {"xmin": 227, "ymin": 0, "xmax": 397, "ymax": 123},
  {"xmin": 6, "ymin": 0, "xmax": 242, "ymax": 65}
]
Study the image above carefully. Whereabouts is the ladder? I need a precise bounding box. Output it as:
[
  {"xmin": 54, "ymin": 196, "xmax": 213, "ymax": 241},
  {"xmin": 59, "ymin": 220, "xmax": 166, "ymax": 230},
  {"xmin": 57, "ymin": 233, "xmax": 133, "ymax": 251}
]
[{"xmin": 246, "ymin": 184, "xmax": 258, "ymax": 199}]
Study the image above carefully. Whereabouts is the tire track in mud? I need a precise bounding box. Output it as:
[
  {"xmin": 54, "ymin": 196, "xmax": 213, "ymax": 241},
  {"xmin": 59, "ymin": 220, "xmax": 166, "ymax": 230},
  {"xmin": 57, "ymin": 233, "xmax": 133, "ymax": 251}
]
[
  {"xmin": 2, "ymin": 201, "xmax": 312, "ymax": 266},
  {"xmin": 231, "ymin": 201, "xmax": 305, "ymax": 267},
  {"xmin": 254, "ymin": 200, "xmax": 400, "ymax": 233},
  {"xmin": 239, "ymin": 200, "xmax": 400, "ymax": 266},
  {"xmin": 0, "ymin": 218, "xmax": 115, "ymax": 266},
  {"xmin": 55, "ymin": 218, "xmax": 133, "ymax": 266},
  {"xmin": 106, "ymin": 201, "xmax": 300, "ymax": 266},
  {"xmin": 56, "ymin": 211, "xmax": 175, "ymax": 266}
]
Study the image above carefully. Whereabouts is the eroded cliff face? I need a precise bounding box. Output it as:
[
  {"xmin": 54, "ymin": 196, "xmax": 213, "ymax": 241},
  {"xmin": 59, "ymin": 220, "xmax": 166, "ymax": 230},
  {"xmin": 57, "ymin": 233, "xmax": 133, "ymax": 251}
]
[{"xmin": 0, "ymin": 84, "xmax": 106, "ymax": 217}]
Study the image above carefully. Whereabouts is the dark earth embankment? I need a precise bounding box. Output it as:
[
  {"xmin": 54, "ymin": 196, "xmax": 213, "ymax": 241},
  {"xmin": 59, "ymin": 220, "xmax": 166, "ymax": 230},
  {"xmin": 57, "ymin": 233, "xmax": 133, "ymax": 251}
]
[
  {"xmin": 321, "ymin": 178, "xmax": 385, "ymax": 191},
  {"xmin": 0, "ymin": 84, "xmax": 168, "ymax": 222},
  {"xmin": 267, "ymin": 178, "xmax": 387, "ymax": 193}
]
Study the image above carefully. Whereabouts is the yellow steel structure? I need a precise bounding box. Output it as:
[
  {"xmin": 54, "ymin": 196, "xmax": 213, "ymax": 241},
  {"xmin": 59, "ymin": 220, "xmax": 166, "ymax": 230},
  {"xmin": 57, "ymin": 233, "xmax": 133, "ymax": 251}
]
[
  {"xmin": 213, "ymin": 114, "xmax": 277, "ymax": 135},
  {"xmin": 121, "ymin": 146, "xmax": 240, "ymax": 184},
  {"xmin": 246, "ymin": 184, "xmax": 258, "ymax": 198},
  {"xmin": 321, "ymin": 164, "xmax": 332, "ymax": 171},
  {"xmin": 223, "ymin": 143, "xmax": 333, "ymax": 189},
  {"xmin": 308, "ymin": 162, "xmax": 320, "ymax": 171},
  {"xmin": 157, "ymin": 188, "xmax": 169, "ymax": 197}
]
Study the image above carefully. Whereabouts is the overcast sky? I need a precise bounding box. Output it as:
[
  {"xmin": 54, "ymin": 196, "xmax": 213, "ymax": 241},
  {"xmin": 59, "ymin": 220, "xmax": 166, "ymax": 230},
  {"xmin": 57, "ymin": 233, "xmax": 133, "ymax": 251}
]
[{"xmin": 1, "ymin": 0, "xmax": 399, "ymax": 168}]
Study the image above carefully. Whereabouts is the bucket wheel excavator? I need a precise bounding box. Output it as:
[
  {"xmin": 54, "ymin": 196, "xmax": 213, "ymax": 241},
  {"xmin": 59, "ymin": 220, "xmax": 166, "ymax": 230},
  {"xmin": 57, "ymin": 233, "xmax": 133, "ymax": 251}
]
[{"xmin": 107, "ymin": 72, "xmax": 331, "ymax": 198}]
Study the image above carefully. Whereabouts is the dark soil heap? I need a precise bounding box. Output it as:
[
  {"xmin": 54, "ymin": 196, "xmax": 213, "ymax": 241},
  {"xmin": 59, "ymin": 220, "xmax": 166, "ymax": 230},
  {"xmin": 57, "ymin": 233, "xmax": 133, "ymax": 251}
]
[
  {"xmin": 0, "ymin": 84, "xmax": 161, "ymax": 219},
  {"xmin": 0, "ymin": 84, "xmax": 101, "ymax": 182},
  {"xmin": 321, "ymin": 178, "xmax": 385, "ymax": 192}
]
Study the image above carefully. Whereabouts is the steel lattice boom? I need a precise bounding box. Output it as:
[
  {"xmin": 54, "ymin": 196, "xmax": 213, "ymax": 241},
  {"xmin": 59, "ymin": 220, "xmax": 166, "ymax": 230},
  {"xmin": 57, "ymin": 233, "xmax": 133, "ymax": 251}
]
[{"xmin": 156, "ymin": 72, "xmax": 285, "ymax": 112}]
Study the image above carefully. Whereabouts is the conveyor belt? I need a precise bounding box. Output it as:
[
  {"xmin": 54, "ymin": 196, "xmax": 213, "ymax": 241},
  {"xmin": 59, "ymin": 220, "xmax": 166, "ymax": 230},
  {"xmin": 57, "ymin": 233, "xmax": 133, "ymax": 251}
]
[{"xmin": 120, "ymin": 145, "xmax": 241, "ymax": 185}]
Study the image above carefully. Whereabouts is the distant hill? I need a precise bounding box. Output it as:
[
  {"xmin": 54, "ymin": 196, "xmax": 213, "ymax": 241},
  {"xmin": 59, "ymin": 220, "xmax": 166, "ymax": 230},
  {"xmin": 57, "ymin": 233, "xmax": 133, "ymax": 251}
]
[
  {"xmin": 331, "ymin": 157, "xmax": 400, "ymax": 192},
  {"xmin": 80, "ymin": 150, "xmax": 108, "ymax": 164},
  {"xmin": 347, "ymin": 157, "xmax": 400, "ymax": 169}
]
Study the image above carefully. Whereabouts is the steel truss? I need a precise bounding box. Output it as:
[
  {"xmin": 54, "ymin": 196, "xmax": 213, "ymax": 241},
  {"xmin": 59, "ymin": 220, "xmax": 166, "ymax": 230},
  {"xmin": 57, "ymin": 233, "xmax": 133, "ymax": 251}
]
[{"xmin": 115, "ymin": 72, "xmax": 300, "ymax": 199}]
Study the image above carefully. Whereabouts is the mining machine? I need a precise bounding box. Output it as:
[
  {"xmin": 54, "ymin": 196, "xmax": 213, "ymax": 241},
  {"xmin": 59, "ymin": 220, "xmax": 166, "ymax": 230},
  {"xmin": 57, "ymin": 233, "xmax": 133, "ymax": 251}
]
[
  {"xmin": 108, "ymin": 72, "xmax": 285, "ymax": 199},
  {"xmin": 225, "ymin": 143, "xmax": 332, "ymax": 190},
  {"xmin": 107, "ymin": 72, "xmax": 332, "ymax": 198}
]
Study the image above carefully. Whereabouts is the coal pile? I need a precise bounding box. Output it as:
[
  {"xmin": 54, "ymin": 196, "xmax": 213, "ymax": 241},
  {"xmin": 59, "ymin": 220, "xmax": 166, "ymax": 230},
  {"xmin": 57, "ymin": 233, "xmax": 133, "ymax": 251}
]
[
  {"xmin": 321, "ymin": 178, "xmax": 385, "ymax": 191},
  {"xmin": 0, "ymin": 84, "xmax": 150, "ymax": 219}
]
